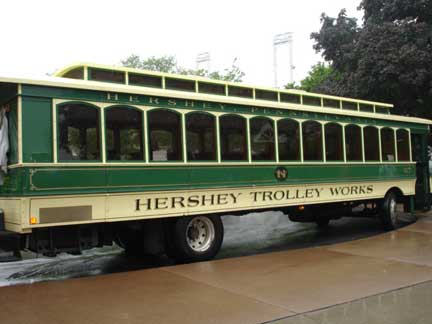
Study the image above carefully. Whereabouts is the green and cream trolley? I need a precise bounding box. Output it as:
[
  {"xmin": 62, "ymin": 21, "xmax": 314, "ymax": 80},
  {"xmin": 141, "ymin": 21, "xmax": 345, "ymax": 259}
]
[{"xmin": 0, "ymin": 63, "xmax": 430, "ymax": 262}]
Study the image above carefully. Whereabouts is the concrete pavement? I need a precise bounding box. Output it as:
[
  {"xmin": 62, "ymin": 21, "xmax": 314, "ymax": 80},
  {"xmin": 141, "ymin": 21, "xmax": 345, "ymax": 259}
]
[{"xmin": 1, "ymin": 214, "xmax": 432, "ymax": 324}]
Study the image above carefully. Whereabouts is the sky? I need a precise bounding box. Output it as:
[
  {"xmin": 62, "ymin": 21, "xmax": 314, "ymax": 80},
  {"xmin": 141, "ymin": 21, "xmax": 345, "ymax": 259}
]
[{"xmin": 0, "ymin": 0, "xmax": 362, "ymax": 87}]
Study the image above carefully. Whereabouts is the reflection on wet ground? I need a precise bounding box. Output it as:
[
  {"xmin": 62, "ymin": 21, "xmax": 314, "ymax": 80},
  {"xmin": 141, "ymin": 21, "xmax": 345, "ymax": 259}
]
[
  {"xmin": 272, "ymin": 280, "xmax": 432, "ymax": 324},
  {"xmin": 0, "ymin": 211, "xmax": 413, "ymax": 287}
]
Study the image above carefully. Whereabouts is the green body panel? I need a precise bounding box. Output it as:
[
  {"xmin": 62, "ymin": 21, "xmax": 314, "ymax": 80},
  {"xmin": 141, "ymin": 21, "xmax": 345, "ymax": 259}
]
[
  {"xmin": 0, "ymin": 83, "xmax": 422, "ymax": 199},
  {"xmin": 21, "ymin": 85, "xmax": 429, "ymax": 132},
  {"xmin": 0, "ymin": 168, "xmax": 27, "ymax": 195},
  {"xmin": 22, "ymin": 97, "xmax": 53, "ymax": 162},
  {"xmin": 0, "ymin": 164, "xmax": 415, "ymax": 197}
]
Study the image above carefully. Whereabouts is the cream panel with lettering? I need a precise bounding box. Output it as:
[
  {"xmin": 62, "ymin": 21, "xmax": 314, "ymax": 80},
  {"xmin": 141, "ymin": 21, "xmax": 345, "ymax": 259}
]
[{"xmin": 106, "ymin": 179, "xmax": 415, "ymax": 221}]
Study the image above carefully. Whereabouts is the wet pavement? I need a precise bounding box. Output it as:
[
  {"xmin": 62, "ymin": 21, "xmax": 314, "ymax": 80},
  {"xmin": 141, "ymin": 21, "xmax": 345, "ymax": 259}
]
[
  {"xmin": 1, "ymin": 210, "xmax": 430, "ymax": 324},
  {"xmin": 0, "ymin": 211, "xmax": 390, "ymax": 287}
]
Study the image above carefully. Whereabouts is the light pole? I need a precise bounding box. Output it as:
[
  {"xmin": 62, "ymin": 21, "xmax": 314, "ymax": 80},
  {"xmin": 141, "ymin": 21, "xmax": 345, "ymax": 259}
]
[
  {"xmin": 196, "ymin": 52, "xmax": 211, "ymax": 73},
  {"xmin": 273, "ymin": 32, "xmax": 294, "ymax": 87}
]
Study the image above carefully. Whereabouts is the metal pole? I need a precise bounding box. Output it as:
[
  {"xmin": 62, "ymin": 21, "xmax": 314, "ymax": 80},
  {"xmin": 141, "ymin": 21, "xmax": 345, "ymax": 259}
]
[{"xmin": 273, "ymin": 32, "xmax": 294, "ymax": 87}]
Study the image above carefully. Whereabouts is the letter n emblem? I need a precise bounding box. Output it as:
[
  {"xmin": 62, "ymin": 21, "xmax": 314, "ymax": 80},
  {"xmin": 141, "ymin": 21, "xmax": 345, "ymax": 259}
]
[{"xmin": 274, "ymin": 167, "xmax": 288, "ymax": 181}]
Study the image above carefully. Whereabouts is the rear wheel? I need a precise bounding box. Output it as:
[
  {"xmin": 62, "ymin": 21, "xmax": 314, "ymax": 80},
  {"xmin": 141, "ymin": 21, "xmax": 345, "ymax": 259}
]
[
  {"xmin": 380, "ymin": 191, "xmax": 398, "ymax": 230},
  {"xmin": 168, "ymin": 215, "xmax": 224, "ymax": 263}
]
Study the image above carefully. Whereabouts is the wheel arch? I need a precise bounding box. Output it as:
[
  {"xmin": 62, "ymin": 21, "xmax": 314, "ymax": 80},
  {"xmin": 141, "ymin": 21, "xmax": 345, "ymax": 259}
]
[{"xmin": 386, "ymin": 186, "xmax": 405, "ymax": 201}]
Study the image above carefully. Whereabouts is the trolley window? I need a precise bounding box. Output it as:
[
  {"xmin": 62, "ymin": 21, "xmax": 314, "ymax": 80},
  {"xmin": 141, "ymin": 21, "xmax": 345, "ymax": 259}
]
[
  {"xmin": 57, "ymin": 103, "xmax": 101, "ymax": 161},
  {"xmin": 220, "ymin": 115, "xmax": 248, "ymax": 161},
  {"xmin": 148, "ymin": 109, "xmax": 182, "ymax": 161},
  {"xmin": 278, "ymin": 119, "xmax": 300, "ymax": 161},
  {"xmin": 105, "ymin": 107, "xmax": 143, "ymax": 161},
  {"xmin": 302, "ymin": 121, "xmax": 323, "ymax": 161},
  {"xmin": 186, "ymin": 112, "xmax": 216, "ymax": 161},
  {"xmin": 250, "ymin": 117, "xmax": 275, "ymax": 161}
]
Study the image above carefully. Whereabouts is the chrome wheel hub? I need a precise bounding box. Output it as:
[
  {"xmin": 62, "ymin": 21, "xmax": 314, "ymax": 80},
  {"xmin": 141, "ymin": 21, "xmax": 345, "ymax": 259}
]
[{"xmin": 186, "ymin": 217, "xmax": 215, "ymax": 253}]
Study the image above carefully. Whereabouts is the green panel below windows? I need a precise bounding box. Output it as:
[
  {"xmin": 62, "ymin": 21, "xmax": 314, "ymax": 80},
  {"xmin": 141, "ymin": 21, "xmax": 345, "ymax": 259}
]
[
  {"xmin": 0, "ymin": 164, "xmax": 416, "ymax": 196},
  {"xmin": 22, "ymin": 97, "xmax": 53, "ymax": 162}
]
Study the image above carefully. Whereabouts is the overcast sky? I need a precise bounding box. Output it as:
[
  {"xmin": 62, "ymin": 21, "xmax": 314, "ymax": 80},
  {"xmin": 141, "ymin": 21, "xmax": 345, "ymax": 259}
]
[{"xmin": 0, "ymin": 0, "xmax": 362, "ymax": 87}]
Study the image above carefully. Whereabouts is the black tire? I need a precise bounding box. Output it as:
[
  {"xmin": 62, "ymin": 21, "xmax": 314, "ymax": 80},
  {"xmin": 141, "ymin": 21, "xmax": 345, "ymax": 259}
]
[
  {"xmin": 380, "ymin": 191, "xmax": 398, "ymax": 230},
  {"xmin": 316, "ymin": 218, "xmax": 330, "ymax": 228},
  {"xmin": 168, "ymin": 215, "xmax": 224, "ymax": 263}
]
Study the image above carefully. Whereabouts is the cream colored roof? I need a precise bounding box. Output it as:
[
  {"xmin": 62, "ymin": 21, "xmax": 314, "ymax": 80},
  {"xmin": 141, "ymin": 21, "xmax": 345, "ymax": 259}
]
[{"xmin": 0, "ymin": 65, "xmax": 431, "ymax": 126}]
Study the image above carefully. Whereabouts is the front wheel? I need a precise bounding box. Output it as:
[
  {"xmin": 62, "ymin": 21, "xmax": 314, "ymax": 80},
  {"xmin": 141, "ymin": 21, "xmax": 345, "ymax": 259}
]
[
  {"xmin": 168, "ymin": 215, "xmax": 224, "ymax": 263},
  {"xmin": 380, "ymin": 191, "xmax": 398, "ymax": 230}
]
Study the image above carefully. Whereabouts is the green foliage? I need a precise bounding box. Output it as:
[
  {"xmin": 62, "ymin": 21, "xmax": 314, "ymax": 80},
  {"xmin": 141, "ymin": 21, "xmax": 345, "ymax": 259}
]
[
  {"xmin": 311, "ymin": 0, "xmax": 432, "ymax": 118},
  {"xmin": 121, "ymin": 54, "xmax": 177, "ymax": 73},
  {"xmin": 121, "ymin": 55, "xmax": 245, "ymax": 82},
  {"xmin": 286, "ymin": 63, "xmax": 340, "ymax": 93}
]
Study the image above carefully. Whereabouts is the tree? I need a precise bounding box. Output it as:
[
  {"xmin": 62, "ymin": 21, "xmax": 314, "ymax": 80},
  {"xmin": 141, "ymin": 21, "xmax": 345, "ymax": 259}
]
[
  {"xmin": 121, "ymin": 54, "xmax": 245, "ymax": 82},
  {"xmin": 310, "ymin": 0, "xmax": 432, "ymax": 118},
  {"xmin": 121, "ymin": 54, "xmax": 177, "ymax": 73},
  {"xmin": 285, "ymin": 62, "xmax": 340, "ymax": 93}
]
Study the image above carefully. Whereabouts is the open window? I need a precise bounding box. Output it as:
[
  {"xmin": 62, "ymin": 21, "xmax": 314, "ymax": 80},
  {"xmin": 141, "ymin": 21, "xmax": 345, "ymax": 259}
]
[
  {"xmin": 278, "ymin": 119, "xmax": 300, "ymax": 161},
  {"xmin": 58, "ymin": 103, "xmax": 100, "ymax": 161},
  {"xmin": 302, "ymin": 121, "xmax": 323, "ymax": 161},
  {"xmin": 148, "ymin": 109, "xmax": 182, "ymax": 161},
  {"xmin": 220, "ymin": 114, "xmax": 248, "ymax": 161},
  {"xmin": 186, "ymin": 112, "xmax": 216, "ymax": 161},
  {"xmin": 105, "ymin": 106, "xmax": 143, "ymax": 161}
]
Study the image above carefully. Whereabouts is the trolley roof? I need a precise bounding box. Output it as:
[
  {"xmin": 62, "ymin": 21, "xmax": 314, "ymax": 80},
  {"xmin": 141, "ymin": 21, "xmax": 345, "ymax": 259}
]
[{"xmin": 0, "ymin": 62, "xmax": 431, "ymax": 125}]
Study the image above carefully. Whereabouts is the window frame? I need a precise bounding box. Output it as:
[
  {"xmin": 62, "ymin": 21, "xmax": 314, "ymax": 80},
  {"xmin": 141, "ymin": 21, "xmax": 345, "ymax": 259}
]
[
  {"xmin": 324, "ymin": 122, "xmax": 344, "ymax": 162},
  {"xmin": 147, "ymin": 108, "xmax": 184, "ymax": 163},
  {"xmin": 185, "ymin": 111, "xmax": 217, "ymax": 162},
  {"xmin": 104, "ymin": 105, "xmax": 145, "ymax": 163},
  {"xmin": 277, "ymin": 118, "xmax": 301, "ymax": 162},
  {"xmin": 363, "ymin": 125, "xmax": 381, "ymax": 162},
  {"xmin": 302, "ymin": 120, "xmax": 324, "ymax": 162},
  {"xmin": 344, "ymin": 124, "xmax": 363, "ymax": 162},
  {"xmin": 380, "ymin": 127, "xmax": 396, "ymax": 162},
  {"xmin": 219, "ymin": 113, "xmax": 249, "ymax": 162},
  {"xmin": 249, "ymin": 116, "xmax": 276, "ymax": 162},
  {"xmin": 396, "ymin": 128, "xmax": 411, "ymax": 162},
  {"xmin": 56, "ymin": 101, "xmax": 102, "ymax": 163}
]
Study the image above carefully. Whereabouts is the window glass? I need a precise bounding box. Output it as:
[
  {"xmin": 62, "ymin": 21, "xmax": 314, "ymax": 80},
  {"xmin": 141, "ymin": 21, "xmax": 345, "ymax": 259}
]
[
  {"xmin": 129, "ymin": 73, "xmax": 162, "ymax": 88},
  {"xmin": 58, "ymin": 103, "xmax": 100, "ymax": 161},
  {"xmin": 220, "ymin": 115, "xmax": 247, "ymax": 161},
  {"xmin": 345, "ymin": 125, "xmax": 362, "ymax": 161},
  {"xmin": 381, "ymin": 127, "xmax": 395, "ymax": 161},
  {"xmin": 280, "ymin": 93, "xmax": 300, "ymax": 104},
  {"xmin": 228, "ymin": 86, "xmax": 253, "ymax": 98},
  {"xmin": 303, "ymin": 96, "xmax": 321, "ymax": 106},
  {"xmin": 342, "ymin": 101, "xmax": 357, "ymax": 111},
  {"xmin": 165, "ymin": 78, "xmax": 195, "ymax": 92},
  {"xmin": 359, "ymin": 103, "xmax": 374, "ymax": 112},
  {"xmin": 148, "ymin": 110, "xmax": 182, "ymax": 161},
  {"xmin": 323, "ymin": 98, "xmax": 340, "ymax": 109},
  {"xmin": 302, "ymin": 121, "xmax": 323, "ymax": 161},
  {"xmin": 364, "ymin": 126, "xmax": 379, "ymax": 161},
  {"xmin": 250, "ymin": 117, "xmax": 275, "ymax": 161},
  {"xmin": 325, "ymin": 123, "xmax": 343, "ymax": 161},
  {"xmin": 89, "ymin": 68, "xmax": 125, "ymax": 84},
  {"xmin": 397, "ymin": 129, "xmax": 410, "ymax": 161},
  {"xmin": 376, "ymin": 106, "xmax": 390, "ymax": 114},
  {"xmin": 105, "ymin": 107, "xmax": 143, "ymax": 161},
  {"xmin": 198, "ymin": 82, "xmax": 225, "ymax": 95},
  {"xmin": 186, "ymin": 113, "xmax": 216, "ymax": 161},
  {"xmin": 255, "ymin": 90, "xmax": 278, "ymax": 101},
  {"xmin": 278, "ymin": 119, "xmax": 300, "ymax": 161}
]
